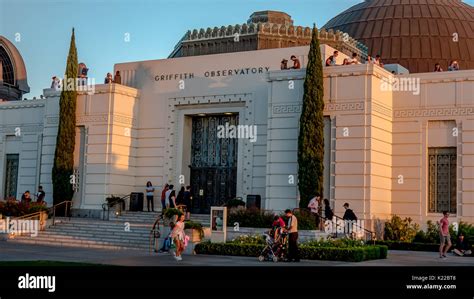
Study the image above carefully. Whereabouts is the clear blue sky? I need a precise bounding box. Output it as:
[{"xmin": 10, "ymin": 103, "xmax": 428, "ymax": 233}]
[{"xmin": 1, "ymin": 0, "xmax": 473, "ymax": 98}]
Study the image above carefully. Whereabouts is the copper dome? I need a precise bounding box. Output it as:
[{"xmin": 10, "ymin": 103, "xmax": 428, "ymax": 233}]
[{"xmin": 323, "ymin": 0, "xmax": 474, "ymax": 73}]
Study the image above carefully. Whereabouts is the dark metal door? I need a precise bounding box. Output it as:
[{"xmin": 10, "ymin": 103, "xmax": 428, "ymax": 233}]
[{"xmin": 190, "ymin": 115, "xmax": 238, "ymax": 214}]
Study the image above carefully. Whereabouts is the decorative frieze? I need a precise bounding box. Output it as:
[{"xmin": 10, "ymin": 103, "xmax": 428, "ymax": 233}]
[
  {"xmin": 0, "ymin": 124, "xmax": 43, "ymax": 133},
  {"xmin": 394, "ymin": 107, "xmax": 474, "ymax": 118},
  {"xmin": 325, "ymin": 102, "xmax": 364, "ymax": 112},
  {"xmin": 76, "ymin": 114, "xmax": 136, "ymax": 126},
  {"xmin": 0, "ymin": 102, "xmax": 45, "ymax": 110},
  {"xmin": 272, "ymin": 104, "xmax": 302, "ymax": 114}
]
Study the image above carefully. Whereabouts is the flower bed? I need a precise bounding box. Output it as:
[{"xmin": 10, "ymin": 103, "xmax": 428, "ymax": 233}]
[{"xmin": 195, "ymin": 241, "xmax": 387, "ymax": 262}]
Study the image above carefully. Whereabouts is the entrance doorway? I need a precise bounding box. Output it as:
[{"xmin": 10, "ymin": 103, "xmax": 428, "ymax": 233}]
[{"xmin": 190, "ymin": 114, "xmax": 238, "ymax": 214}]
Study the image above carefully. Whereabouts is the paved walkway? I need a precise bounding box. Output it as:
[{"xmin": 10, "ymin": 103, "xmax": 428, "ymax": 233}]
[{"xmin": 1, "ymin": 242, "xmax": 473, "ymax": 266}]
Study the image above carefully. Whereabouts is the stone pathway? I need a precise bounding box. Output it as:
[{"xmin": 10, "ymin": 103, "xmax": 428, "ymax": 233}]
[{"xmin": 1, "ymin": 242, "xmax": 473, "ymax": 266}]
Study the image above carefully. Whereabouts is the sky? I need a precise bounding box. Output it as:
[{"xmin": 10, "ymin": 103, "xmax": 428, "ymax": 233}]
[{"xmin": 1, "ymin": 0, "xmax": 473, "ymax": 98}]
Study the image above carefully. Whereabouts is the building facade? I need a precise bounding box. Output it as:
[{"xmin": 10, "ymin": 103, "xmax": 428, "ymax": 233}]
[{"xmin": 1, "ymin": 3, "xmax": 474, "ymax": 227}]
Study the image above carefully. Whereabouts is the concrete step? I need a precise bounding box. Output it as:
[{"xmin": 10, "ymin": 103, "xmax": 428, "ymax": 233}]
[{"xmin": 8, "ymin": 238, "xmax": 149, "ymax": 250}]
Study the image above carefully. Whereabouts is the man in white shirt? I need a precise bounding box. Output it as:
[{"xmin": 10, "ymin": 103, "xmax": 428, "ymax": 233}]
[
  {"xmin": 285, "ymin": 209, "xmax": 300, "ymax": 262},
  {"xmin": 349, "ymin": 52, "xmax": 360, "ymax": 64},
  {"xmin": 307, "ymin": 193, "xmax": 321, "ymax": 229},
  {"xmin": 165, "ymin": 185, "xmax": 176, "ymax": 208}
]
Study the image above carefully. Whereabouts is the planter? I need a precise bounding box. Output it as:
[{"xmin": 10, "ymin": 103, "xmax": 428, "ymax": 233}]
[{"xmin": 185, "ymin": 228, "xmax": 202, "ymax": 243}]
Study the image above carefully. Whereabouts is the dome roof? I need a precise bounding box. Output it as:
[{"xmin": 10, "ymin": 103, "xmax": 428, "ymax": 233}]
[
  {"xmin": 323, "ymin": 0, "xmax": 474, "ymax": 73},
  {"xmin": 0, "ymin": 36, "xmax": 30, "ymax": 100}
]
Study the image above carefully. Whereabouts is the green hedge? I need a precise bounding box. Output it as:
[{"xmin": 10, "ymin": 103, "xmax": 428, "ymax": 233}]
[
  {"xmin": 195, "ymin": 242, "xmax": 387, "ymax": 262},
  {"xmin": 374, "ymin": 240, "xmax": 440, "ymax": 252}
]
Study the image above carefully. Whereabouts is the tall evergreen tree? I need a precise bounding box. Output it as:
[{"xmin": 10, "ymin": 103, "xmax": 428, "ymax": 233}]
[
  {"xmin": 297, "ymin": 25, "xmax": 325, "ymax": 208},
  {"xmin": 52, "ymin": 28, "xmax": 78, "ymax": 206}
]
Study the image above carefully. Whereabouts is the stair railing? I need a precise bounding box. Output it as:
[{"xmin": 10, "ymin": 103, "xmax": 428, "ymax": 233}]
[
  {"xmin": 50, "ymin": 200, "xmax": 73, "ymax": 226},
  {"xmin": 149, "ymin": 214, "xmax": 164, "ymax": 254},
  {"xmin": 292, "ymin": 208, "xmax": 376, "ymax": 243}
]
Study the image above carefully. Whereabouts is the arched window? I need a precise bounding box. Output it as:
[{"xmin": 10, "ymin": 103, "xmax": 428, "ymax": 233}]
[{"xmin": 0, "ymin": 45, "xmax": 15, "ymax": 85}]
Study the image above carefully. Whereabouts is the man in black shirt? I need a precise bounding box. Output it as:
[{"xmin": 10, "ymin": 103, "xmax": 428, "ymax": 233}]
[
  {"xmin": 183, "ymin": 186, "xmax": 192, "ymax": 220},
  {"xmin": 453, "ymin": 233, "xmax": 472, "ymax": 256},
  {"xmin": 342, "ymin": 203, "xmax": 357, "ymax": 236},
  {"xmin": 342, "ymin": 202, "xmax": 357, "ymax": 221}
]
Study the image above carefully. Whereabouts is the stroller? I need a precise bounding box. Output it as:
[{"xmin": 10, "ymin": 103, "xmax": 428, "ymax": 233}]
[{"xmin": 258, "ymin": 227, "xmax": 288, "ymax": 262}]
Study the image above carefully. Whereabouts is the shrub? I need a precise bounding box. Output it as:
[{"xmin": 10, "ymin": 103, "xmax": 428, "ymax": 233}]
[
  {"xmin": 303, "ymin": 237, "xmax": 366, "ymax": 248},
  {"xmin": 374, "ymin": 240, "xmax": 440, "ymax": 252},
  {"xmin": 384, "ymin": 215, "xmax": 419, "ymax": 242},
  {"xmin": 227, "ymin": 208, "xmax": 274, "ymax": 228},
  {"xmin": 229, "ymin": 235, "xmax": 265, "ymax": 245},
  {"xmin": 28, "ymin": 203, "xmax": 49, "ymax": 214},
  {"xmin": 413, "ymin": 220, "xmax": 460, "ymax": 244},
  {"xmin": 289, "ymin": 209, "xmax": 318, "ymax": 230},
  {"xmin": 225, "ymin": 198, "xmax": 246, "ymax": 208},
  {"xmin": 0, "ymin": 200, "xmax": 30, "ymax": 217},
  {"xmin": 195, "ymin": 241, "xmax": 387, "ymax": 262},
  {"xmin": 163, "ymin": 208, "xmax": 183, "ymax": 219}
]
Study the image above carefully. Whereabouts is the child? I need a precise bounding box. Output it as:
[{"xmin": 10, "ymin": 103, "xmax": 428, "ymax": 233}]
[{"xmin": 158, "ymin": 222, "xmax": 175, "ymax": 253}]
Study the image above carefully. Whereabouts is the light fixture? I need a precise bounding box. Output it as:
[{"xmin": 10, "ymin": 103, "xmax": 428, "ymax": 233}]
[
  {"xmin": 224, "ymin": 112, "xmax": 233, "ymax": 115},
  {"xmin": 197, "ymin": 113, "xmax": 206, "ymax": 116}
]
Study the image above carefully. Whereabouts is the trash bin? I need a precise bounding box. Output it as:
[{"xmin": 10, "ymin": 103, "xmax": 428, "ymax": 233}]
[
  {"xmin": 130, "ymin": 192, "xmax": 144, "ymax": 211},
  {"xmin": 246, "ymin": 195, "xmax": 261, "ymax": 209}
]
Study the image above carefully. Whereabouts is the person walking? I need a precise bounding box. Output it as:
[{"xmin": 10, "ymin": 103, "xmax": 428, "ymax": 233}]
[
  {"xmin": 307, "ymin": 193, "xmax": 321, "ymax": 229},
  {"xmin": 161, "ymin": 184, "xmax": 169, "ymax": 212},
  {"xmin": 183, "ymin": 186, "xmax": 192, "ymax": 220},
  {"xmin": 323, "ymin": 198, "xmax": 334, "ymax": 221},
  {"xmin": 285, "ymin": 209, "xmax": 300, "ymax": 262},
  {"xmin": 342, "ymin": 203, "xmax": 357, "ymax": 236},
  {"xmin": 166, "ymin": 185, "xmax": 176, "ymax": 208},
  {"xmin": 439, "ymin": 211, "xmax": 452, "ymax": 259},
  {"xmin": 171, "ymin": 214, "xmax": 186, "ymax": 261},
  {"xmin": 146, "ymin": 181, "xmax": 155, "ymax": 212},
  {"xmin": 177, "ymin": 186, "xmax": 185, "ymax": 206}
]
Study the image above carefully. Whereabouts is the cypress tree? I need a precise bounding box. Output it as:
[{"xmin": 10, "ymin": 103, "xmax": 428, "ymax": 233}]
[
  {"xmin": 52, "ymin": 28, "xmax": 78, "ymax": 207},
  {"xmin": 297, "ymin": 25, "xmax": 325, "ymax": 208}
]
